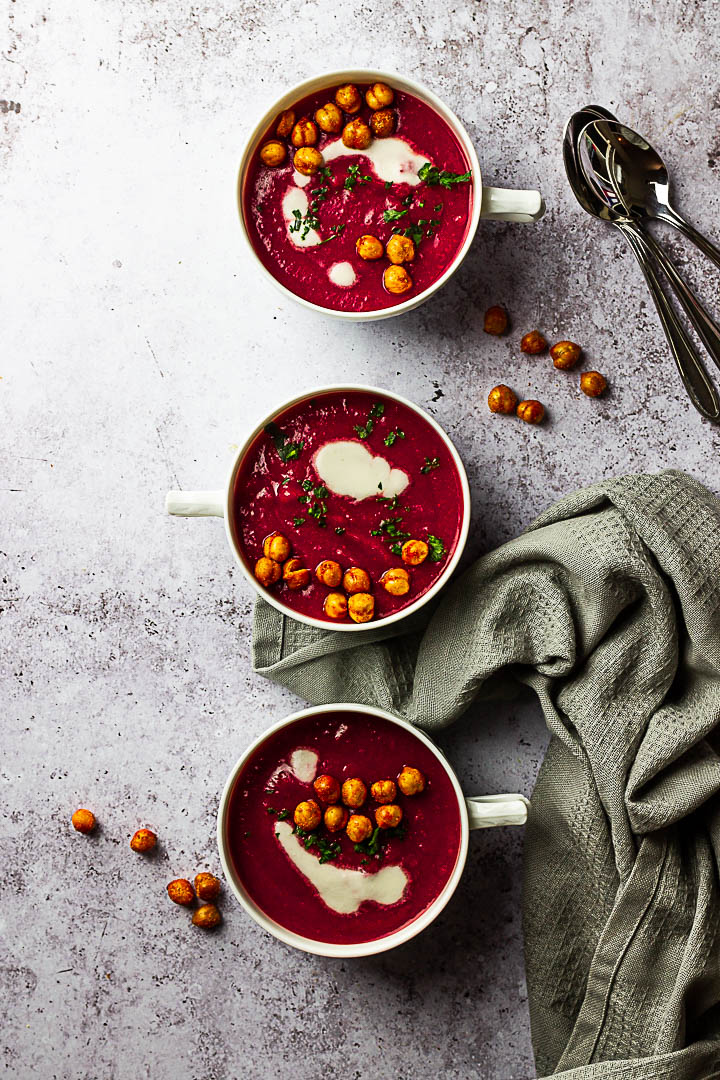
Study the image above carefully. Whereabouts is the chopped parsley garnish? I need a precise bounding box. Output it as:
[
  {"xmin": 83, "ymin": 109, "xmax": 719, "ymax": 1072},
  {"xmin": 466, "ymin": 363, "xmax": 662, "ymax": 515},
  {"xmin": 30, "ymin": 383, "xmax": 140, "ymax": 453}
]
[
  {"xmin": 316, "ymin": 223, "xmax": 345, "ymax": 245},
  {"xmin": 344, "ymin": 163, "xmax": 372, "ymax": 191},
  {"xmin": 313, "ymin": 483, "xmax": 329, "ymax": 498},
  {"xmin": 294, "ymin": 825, "xmax": 341, "ymax": 864},
  {"xmin": 434, "ymin": 203, "xmax": 443, "ymax": 212},
  {"xmin": 301, "ymin": 479, "xmax": 313, "ymax": 491},
  {"xmin": 399, "ymin": 224, "xmax": 424, "ymax": 247},
  {"xmin": 384, "ymin": 429, "xmax": 405, "ymax": 446},
  {"xmin": 297, "ymin": 494, "xmax": 308, "ymax": 502},
  {"xmin": 384, "ymin": 180, "xmax": 393, "ymax": 190},
  {"xmin": 354, "ymin": 823, "xmax": 407, "ymax": 861},
  {"xmin": 293, "ymin": 516, "xmax": 306, "ymax": 527},
  {"xmin": 418, "ymin": 162, "xmax": 473, "ymax": 187},
  {"xmin": 318, "ymin": 166, "xmax": 333, "ymax": 179},
  {"xmin": 335, "ymin": 526, "xmax": 345, "ymax": 535},
  {"xmin": 265, "ymin": 421, "xmax": 304, "ymax": 463},
  {"xmin": 277, "ymin": 808, "xmax": 290, "ymax": 821},
  {"xmin": 389, "ymin": 541, "xmax": 403, "ymax": 556},
  {"xmin": 401, "ymin": 193, "xmax": 414, "ymax": 208},
  {"xmin": 354, "ymin": 400, "xmax": 385, "ymax": 440},
  {"xmin": 280, "ymin": 477, "xmax": 291, "ymax": 486},
  {"xmin": 427, "ymin": 534, "xmax": 446, "ymax": 562},
  {"xmin": 383, "ymin": 207, "xmax": 409, "ymax": 223},
  {"xmin": 421, "ymin": 456, "xmax": 440, "ymax": 473},
  {"xmin": 374, "ymin": 515, "xmax": 411, "ymax": 543}
]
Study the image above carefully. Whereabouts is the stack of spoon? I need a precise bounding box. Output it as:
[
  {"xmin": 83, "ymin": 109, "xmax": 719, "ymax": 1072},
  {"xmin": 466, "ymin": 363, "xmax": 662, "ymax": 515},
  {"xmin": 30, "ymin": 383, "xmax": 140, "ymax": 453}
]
[{"xmin": 564, "ymin": 107, "xmax": 720, "ymax": 420}]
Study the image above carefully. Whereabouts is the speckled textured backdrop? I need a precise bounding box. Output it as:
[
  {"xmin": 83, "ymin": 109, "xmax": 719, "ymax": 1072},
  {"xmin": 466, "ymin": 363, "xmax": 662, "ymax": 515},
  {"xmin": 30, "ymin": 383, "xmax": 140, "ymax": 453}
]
[{"xmin": 3, "ymin": 1, "xmax": 720, "ymax": 1077}]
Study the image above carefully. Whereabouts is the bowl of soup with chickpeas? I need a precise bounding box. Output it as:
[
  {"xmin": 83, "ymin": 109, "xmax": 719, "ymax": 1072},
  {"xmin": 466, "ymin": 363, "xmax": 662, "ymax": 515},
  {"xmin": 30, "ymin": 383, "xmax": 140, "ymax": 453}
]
[{"xmin": 237, "ymin": 70, "xmax": 481, "ymax": 320}]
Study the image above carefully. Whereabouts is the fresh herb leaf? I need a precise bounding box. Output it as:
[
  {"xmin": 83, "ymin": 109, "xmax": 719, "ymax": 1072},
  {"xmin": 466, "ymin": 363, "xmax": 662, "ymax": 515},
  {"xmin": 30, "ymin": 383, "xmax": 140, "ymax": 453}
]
[
  {"xmin": 319, "ymin": 166, "xmax": 333, "ymax": 179},
  {"xmin": 434, "ymin": 203, "xmax": 443, "ymax": 212},
  {"xmin": 421, "ymin": 456, "xmax": 440, "ymax": 473},
  {"xmin": 301, "ymin": 479, "xmax": 313, "ymax": 491},
  {"xmin": 344, "ymin": 163, "xmax": 371, "ymax": 191},
  {"xmin": 418, "ymin": 162, "xmax": 473, "ymax": 188},
  {"xmin": 293, "ymin": 516, "xmax": 306, "ymax": 527},
  {"xmin": 384, "ymin": 207, "xmax": 409, "ymax": 223},
  {"xmin": 370, "ymin": 402, "xmax": 385, "ymax": 418},
  {"xmin": 266, "ymin": 806, "xmax": 277, "ymax": 815},
  {"xmin": 265, "ymin": 421, "xmax": 304, "ymax": 463},
  {"xmin": 384, "ymin": 180, "xmax": 393, "ymax": 190},
  {"xmin": 427, "ymin": 534, "xmax": 446, "ymax": 562},
  {"xmin": 280, "ymin": 477, "xmax": 291, "ymax": 487},
  {"xmin": 401, "ymin": 193, "xmax": 414, "ymax": 207},
  {"xmin": 335, "ymin": 526, "xmax": 345, "ymax": 535},
  {"xmin": 383, "ymin": 428, "xmax": 405, "ymax": 446},
  {"xmin": 353, "ymin": 823, "xmax": 407, "ymax": 861},
  {"xmin": 313, "ymin": 484, "xmax": 329, "ymax": 498},
  {"xmin": 317, "ymin": 223, "xmax": 345, "ymax": 245},
  {"xmin": 389, "ymin": 541, "xmax": 402, "ymax": 556},
  {"xmin": 277, "ymin": 808, "xmax": 290, "ymax": 821}
]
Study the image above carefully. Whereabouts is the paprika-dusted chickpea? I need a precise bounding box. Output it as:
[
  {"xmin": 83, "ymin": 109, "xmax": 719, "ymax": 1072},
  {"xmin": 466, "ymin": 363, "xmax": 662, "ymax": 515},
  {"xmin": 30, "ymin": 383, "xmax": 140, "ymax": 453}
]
[
  {"xmin": 366, "ymin": 82, "xmax": 395, "ymax": 109},
  {"xmin": 342, "ymin": 118, "xmax": 372, "ymax": 150},
  {"xmin": 346, "ymin": 814, "xmax": 373, "ymax": 843},
  {"xmin": 342, "ymin": 777, "xmax": 367, "ymax": 809},
  {"xmin": 371, "ymin": 779, "xmax": 397, "ymax": 804},
  {"xmin": 516, "ymin": 399, "xmax": 546, "ymax": 424},
  {"xmin": 356, "ymin": 234, "xmax": 384, "ymax": 261},
  {"xmin": 276, "ymin": 109, "xmax": 295, "ymax": 137},
  {"xmin": 370, "ymin": 108, "xmax": 396, "ymax": 138},
  {"xmin": 194, "ymin": 873, "xmax": 221, "ymax": 902},
  {"xmin": 375, "ymin": 804, "xmax": 403, "ymax": 829},
  {"xmin": 348, "ymin": 593, "xmax": 375, "ymax": 623},
  {"xmin": 343, "ymin": 567, "xmax": 371, "ymax": 594},
  {"xmin": 313, "ymin": 774, "xmax": 341, "ymax": 805},
  {"xmin": 294, "ymin": 799, "xmax": 322, "ymax": 831},
  {"xmin": 580, "ymin": 370, "xmax": 607, "ymax": 397},
  {"xmin": 192, "ymin": 903, "xmax": 222, "ymax": 929},
  {"xmin": 380, "ymin": 568, "xmax": 410, "ymax": 596},
  {"xmin": 71, "ymin": 808, "xmax": 96, "ymax": 834},
  {"xmin": 488, "ymin": 384, "xmax": 518, "ymax": 415},
  {"xmin": 520, "ymin": 330, "xmax": 548, "ymax": 354},
  {"xmin": 315, "ymin": 559, "xmax": 342, "ymax": 587},
  {"xmin": 283, "ymin": 558, "xmax": 311, "ymax": 590},
  {"xmin": 484, "ymin": 305, "xmax": 508, "ymax": 335},
  {"xmin": 550, "ymin": 340, "xmax": 582, "ymax": 369},
  {"xmin": 293, "ymin": 147, "xmax": 324, "ymax": 177},
  {"xmin": 397, "ymin": 766, "xmax": 426, "ymax": 796},
  {"xmin": 315, "ymin": 102, "xmax": 343, "ymax": 134},
  {"xmin": 324, "ymin": 591, "xmax": 348, "ymax": 620},
  {"xmin": 291, "ymin": 117, "xmax": 318, "ymax": 148},
  {"xmin": 167, "ymin": 878, "xmax": 195, "ymax": 906},
  {"xmin": 255, "ymin": 556, "xmax": 281, "ymax": 587},
  {"xmin": 386, "ymin": 234, "xmax": 415, "ymax": 265},
  {"xmin": 335, "ymin": 83, "xmax": 362, "ymax": 114},
  {"xmin": 324, "ymin": 805, "xmax": 349, "ymax": 832},
  {"xmin": 384, "ymin": 265, "xmax": 413, "ymax": 295},
  {"xmin": 401, "ymin": 539, "xmax": 428, "ymax": 566},
  {"xmin": 130, "ymin": 828, "xmax": 157, "ymax": 853},
  {"xmin": 263, "ymin": 531, "xmax": 291, "ymax": 562},
  {"xmin": 259, "ymin": 140, "xmax": 287, "ymax": 168}
]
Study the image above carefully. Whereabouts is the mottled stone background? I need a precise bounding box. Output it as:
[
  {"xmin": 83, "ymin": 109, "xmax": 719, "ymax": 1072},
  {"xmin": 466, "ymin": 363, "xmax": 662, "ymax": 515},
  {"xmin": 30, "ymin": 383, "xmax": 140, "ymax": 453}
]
[{"xmin": 3, "ymin": 0, "xmax": 720, "ymax": 1076}]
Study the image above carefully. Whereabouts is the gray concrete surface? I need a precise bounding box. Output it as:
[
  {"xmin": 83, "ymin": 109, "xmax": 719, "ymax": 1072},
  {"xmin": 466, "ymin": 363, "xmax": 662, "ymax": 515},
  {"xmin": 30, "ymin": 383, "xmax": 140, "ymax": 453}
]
[{"xmin": 3, "ymin": 1, "xmax": 720, "ymax": 1077}]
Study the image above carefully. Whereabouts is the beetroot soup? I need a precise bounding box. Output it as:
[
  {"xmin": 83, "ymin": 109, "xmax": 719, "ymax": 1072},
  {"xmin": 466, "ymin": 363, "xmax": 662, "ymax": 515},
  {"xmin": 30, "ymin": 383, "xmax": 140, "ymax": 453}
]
[
  {"xmin": 225, "ymin": 710, "xmax": 463, "ymax": 946},
  {"xmin": 232, "ymin": 390, "xmax": 466, "ymax": 625},
  {"xmin": 242, "ymin": 80, "xmax": 474, "ymax": 312}
]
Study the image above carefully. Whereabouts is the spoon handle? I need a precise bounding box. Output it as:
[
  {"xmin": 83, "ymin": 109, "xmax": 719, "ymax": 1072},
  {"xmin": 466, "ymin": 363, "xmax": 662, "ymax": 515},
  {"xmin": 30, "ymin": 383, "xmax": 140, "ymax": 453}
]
[
  {"xmin": 616, "ymin": 222, "xmax": 720, "ymax": 420},
  {"xmin": 656, "ymin": 205, "xmax": 720, "ymax": 272}
]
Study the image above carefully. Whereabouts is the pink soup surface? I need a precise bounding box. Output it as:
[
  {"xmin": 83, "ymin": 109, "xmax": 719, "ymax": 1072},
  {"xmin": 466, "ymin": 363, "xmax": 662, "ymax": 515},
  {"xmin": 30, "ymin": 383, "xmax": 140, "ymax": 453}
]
[
  {"xmin": 225, "ymin": 710, "xmax": 463, "ymax": 945},
  {"xmin": 232, "ymin": 390, "xmax": 465, "ymax": 624},
  {"xmin": 242, "ymin": 83, "xmax": 473, "ymax": 312}
]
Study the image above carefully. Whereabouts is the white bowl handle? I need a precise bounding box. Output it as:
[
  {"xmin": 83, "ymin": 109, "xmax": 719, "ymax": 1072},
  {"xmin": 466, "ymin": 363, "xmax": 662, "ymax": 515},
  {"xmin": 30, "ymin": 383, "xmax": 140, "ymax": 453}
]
[
  {"xmin": 465, "ymin": 794, "xmax": 529, "ymax": 828},
  {"xmin": 165, "ymin": 490, "xmax": 225, "ymax": 517},
  {"xmin": 480, "ymin": 186, "xmax": 544, "ymax": 223}
]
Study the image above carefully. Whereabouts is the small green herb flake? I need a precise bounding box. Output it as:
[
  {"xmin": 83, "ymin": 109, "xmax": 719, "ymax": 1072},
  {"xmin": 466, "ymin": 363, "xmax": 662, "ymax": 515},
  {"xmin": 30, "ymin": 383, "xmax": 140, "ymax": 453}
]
[
  {"xmin": 418, "ymin": 162, "xmax": 473, "ymax": 188},
  {"xmin": 384, "ymin": 428, "xmax": 405, "ymax": 446},
  {"xmin": 427, "ymin": 534, "xmax": 446, "ymax": 562},
  {"xmin": 265, "ymin": 421, "xmax": 304, "ymax": 463},
  {"xmin": 384, "ymin": 180, "xmax": 393, "ymax": 190},
  {"xmin": 335, "ymin": 526, "xmax": 345, "ymax": 535},
  {"xmin": 277, "ymin": 808, "xmax": 290, "ymax": 821},
  {"xmin": 384, "ymin": 207, "xmax": 409, "ymax": 223},
  {"xmin": 421, "ymin": 456, "xmax": 440, "ymax": 474},
  {"xmin": 301, "ymin": 479, "xmax": 313, "ymax": 491},
  {"xmin": 344, "ymin": 163, "xmax": 371, "ymax": 191},
  {"xmin": 293, "ymin": 516, "xmax": 306, "ymax": 527}
]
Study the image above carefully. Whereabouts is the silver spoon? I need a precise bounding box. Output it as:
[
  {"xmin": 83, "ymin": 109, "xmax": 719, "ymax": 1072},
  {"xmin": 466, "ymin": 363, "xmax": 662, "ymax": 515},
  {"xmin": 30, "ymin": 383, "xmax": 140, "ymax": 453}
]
[
  {"xmin": 580, "ymin": 120, "xmax": 720, "ymax": 376},
  {"xmin": 563, "ymin": 109, "xmax": 720, "ymax": 420},
  {"xmin": 596, "ymin": 120, "xmax": 720, "ymax": 270}
]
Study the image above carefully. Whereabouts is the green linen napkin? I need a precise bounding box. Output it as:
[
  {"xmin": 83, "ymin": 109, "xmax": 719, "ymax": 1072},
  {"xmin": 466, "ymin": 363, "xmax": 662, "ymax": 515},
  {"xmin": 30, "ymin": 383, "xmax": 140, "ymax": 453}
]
[{"xmin": 252, "ymin": 470, "xmax": 720, "ymax": 1080}]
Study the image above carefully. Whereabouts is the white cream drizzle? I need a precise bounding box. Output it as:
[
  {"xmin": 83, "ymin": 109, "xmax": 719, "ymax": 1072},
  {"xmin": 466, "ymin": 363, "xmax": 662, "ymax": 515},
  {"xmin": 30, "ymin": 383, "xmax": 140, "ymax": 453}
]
[
  {"xmin": 314, "ymin": 440, "xmax": 409, "ymax": 501},
  {"xmin": 282, "ymin": 187, "xmax": 321, "ymax": 247},
  {"xmin": 289, "ymin": 748, "xmax": 319, "ymax": 783},
  {"xmin": 328, "ymin": 261, "xmax": 356, "ymax": 288},
  {"xmin": 323, "ymin": 136, "xmax": 429, "ymax": 186}
]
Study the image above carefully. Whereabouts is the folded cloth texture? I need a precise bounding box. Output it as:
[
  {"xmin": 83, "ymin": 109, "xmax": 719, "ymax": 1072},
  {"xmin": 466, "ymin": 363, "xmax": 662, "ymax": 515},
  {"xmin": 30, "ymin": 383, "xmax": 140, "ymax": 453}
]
[{"xmin": 252, "ymin": 470, "xmax": 720, "ymax": 1079}]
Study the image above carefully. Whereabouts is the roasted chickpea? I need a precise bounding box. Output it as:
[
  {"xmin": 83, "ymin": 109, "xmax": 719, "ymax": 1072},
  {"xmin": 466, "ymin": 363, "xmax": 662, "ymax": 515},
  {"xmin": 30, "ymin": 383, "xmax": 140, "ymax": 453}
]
[
  {"xmin": 488, "ymin": 384, "xmax": 518, "ymax": 415},
  {"xmin": 255, "ymin": 556, "xmax": 281, "ymax": 587},
  {"xmin": 192, "ymin": 903, "xmax": 222, "ymax": 929},
  {"xmin": 346, "ymin": 814, "xmax": 373, "ymax": 843},
  {"xmin": 380, "ymin": 568, "xmax": 410, "ymax": 596},
  {"xmin": 484, "ymin": 305, "xmax": 508, "ymax": 335},
  {"xmin": 371, "ymin": 779, "xmax": 397, "ymax": 804},
  {"xmin": 520, "ymin": 330, "xmax": 548, "ymax": 354},
  {"xmin": 315, "ymin": 102, "xmax": 343, "ymax": 134},
  {"xmin": 401, "ymin": 540, "xmax": 428, "ymax": 566},
  {"xmin": 194, "ymin": 873, "xmax": 221, "ymax": 901},
  {"xmin": 324, "ymin": 591, "xmax": 348, "ymax": 620},
  {"xmin": 516, "ymin": 399, "xmax": 546, "ymax": 424},
  {"xmin": 550, "ymin": 340, "xmax": 582, "ymax": 369},
  {"xmin": 384, "ymin": 265, "xmax": 413, "ymax": 295},
  {"xmin": 167, "ymin": 878, "xmax": 195, "ymax": 906},
  {"xmin": 71, "ymin": 808, "xmax": 96, "ymax": 834},
  {"xmin": 343, "ymin": 567, "xmax": 371, "ymax": 594},
  {"xmin": 375, "ymin": 804, "xmax": 403, "ymax": 829},
  {"xmin": 370, "ymin": 108, "xmax": 396, "ymax": 138},
  {"xmin": 291, "ymin": 117, "xmax": 318, "ymax": 148},
  {"xmin": 366, "ymin": 82, "xmax": 394, "ymax": 109},
  {"xmin": 342, "ymin": 118, "xmax": 372, "ymax": 150},
  {"xmin": 259, "ymin": 140, "xmax": 287, "ymax": 168},
  {"xmin": 335, "ymin": 83, "xmax": 362, "ymax": 114},
  {"xmin": 386, "ymin": 234, "xmax": 415, "ymax": 265},
  {"xmin": 313, "ymin": 774, "xmax": 341, "ymax": 805},
  {"xmin": 275, "ymin": 109, "xmax": 295, "ymax": 137},
  {"xmin": 263, "ymin": 531, "xmax": 291, "ymax": 562},
  {"xmin": 324, "ymin": 805, "xmax": 349, "ymax": 832},
  {"xmin": 282, "ymin": 558, "xmax": 311, "ymax": 590},
  {"xmin": 397, "ymin": 766, "xmax": 426, "ymax": 796},
  {"xmin": 293, "ymin": 147, "xmax": 324, "ymax": 176},
  {"xmin": 294, "ymin": 799, "xmax": 322, "ymax": 831},
  {"xmin": 356, "ymin": 234, "xmax": 384, "ymax": 261},
  {"xmin": 130, "ymin": 828, "xmax": 157, "ymax": 853},
  {"xmin": 580, "ymin": 371, "xmax": 607, "ymax": 397},
  {"xmin": 342, "ymin": 777, "xmax": 367, "ymax": 809},
  {"xmin": 315, "ymin": 559, "xmax": 343, "ymax": 587},
  {"xmin": 348, "ymin": 593, "xmax": 375, "ymax": 623}
]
